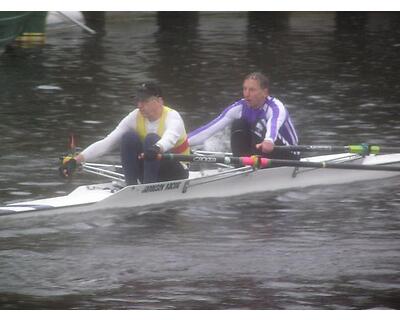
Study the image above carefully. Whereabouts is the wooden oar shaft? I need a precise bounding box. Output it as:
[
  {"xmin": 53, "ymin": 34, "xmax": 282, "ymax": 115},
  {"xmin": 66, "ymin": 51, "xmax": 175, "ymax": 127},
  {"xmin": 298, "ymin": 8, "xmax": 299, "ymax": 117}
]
[
  {"xmin": 161, "ymin": 154, "xmax": 400, "ymax": 172},
  {"xmin": 273, "ymin": 144, "xmax": 400, "ymax": 154}
]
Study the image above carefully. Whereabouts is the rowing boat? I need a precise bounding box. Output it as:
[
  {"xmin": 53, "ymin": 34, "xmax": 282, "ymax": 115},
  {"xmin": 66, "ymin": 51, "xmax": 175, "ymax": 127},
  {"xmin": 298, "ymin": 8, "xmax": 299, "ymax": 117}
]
[{"xmin": 1, "ymin": 151, "xmax": 400, "ymax": 218}]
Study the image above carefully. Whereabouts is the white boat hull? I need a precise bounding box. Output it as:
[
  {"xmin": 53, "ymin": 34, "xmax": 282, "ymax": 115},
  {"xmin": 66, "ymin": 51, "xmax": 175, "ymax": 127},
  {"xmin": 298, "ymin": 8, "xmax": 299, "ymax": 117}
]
[{"xmin": 1, "ymin": 153, "xmax": 399, "ymax": 218}]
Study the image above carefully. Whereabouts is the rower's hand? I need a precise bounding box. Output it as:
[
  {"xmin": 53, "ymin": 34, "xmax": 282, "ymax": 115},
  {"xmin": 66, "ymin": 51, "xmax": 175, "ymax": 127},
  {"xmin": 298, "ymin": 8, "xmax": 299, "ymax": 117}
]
[
  {"xmin": 143, "ymin": 144, "xmax": 161, "ymax": 160},
  {"xmin": 256, "ymin": 140, "xmax": 274, "ymax": 154},
  {"xmin": 59, "ymin": 156, "xmax": 77, "ymax": 178}
]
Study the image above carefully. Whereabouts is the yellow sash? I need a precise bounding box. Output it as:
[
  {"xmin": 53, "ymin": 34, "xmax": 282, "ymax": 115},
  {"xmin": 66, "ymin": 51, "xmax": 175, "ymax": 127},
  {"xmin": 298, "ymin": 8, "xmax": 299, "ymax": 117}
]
[{"xmin": 136, "ymin": 106, "xmax": 189, "ymax": 155}]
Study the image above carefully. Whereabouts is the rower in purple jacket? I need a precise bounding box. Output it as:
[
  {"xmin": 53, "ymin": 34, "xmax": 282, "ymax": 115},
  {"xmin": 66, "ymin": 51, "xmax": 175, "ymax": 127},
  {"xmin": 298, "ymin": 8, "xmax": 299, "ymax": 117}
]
[{"xmin": 188, "ymin": 72, "xmax": 300, "ymax": 160}]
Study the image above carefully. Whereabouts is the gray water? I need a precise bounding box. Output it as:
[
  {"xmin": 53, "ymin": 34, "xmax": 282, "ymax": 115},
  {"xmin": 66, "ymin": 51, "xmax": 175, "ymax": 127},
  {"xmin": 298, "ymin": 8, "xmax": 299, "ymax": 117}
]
[{"xmin": 0, "ymin": 12, "xmax": 400, "ymax": 309}]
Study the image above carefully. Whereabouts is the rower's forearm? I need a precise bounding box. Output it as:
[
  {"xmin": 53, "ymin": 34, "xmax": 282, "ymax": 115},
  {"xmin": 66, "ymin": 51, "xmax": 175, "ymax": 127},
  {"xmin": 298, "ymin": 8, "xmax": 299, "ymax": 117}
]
[{"xmin": 75, "ymin": 153, "xmax": 85, "ymax": 164}]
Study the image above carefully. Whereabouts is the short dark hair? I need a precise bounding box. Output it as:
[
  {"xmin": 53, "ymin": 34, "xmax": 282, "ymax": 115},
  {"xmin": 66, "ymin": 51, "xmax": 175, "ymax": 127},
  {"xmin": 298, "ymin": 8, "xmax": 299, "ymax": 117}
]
[
  {"xmin": 135, "ymin": 82, "xmax": 163, "ymax": 102},
  {"xmin": 244, "ymin": 72, "xmax": 270, "ymax": 89}
]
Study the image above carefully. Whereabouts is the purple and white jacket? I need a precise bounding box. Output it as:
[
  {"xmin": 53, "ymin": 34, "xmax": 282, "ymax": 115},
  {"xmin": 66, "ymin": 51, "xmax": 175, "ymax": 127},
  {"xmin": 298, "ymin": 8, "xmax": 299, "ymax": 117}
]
[{"xmin": 188, "ymin": 97, "xmax": 299, "ymax": 147}]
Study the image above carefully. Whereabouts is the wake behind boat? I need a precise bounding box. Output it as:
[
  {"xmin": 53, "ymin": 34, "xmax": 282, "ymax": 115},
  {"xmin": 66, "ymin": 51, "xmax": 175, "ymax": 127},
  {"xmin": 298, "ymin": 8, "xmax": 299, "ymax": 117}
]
[{"xmin": 1, "ymin": 150, "xmax": 400, "ymax": 218}]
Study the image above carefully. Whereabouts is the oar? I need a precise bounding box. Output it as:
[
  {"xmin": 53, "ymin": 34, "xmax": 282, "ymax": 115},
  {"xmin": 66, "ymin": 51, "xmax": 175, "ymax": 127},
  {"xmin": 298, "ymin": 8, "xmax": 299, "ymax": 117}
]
[
  {"xmin": 161, "ymin": 154, "xmax": 400, "ymax": 172},
  {"xmin": 272, "ymin": 144, "xmax": 400, "ymax": 155},
  {"xmin": 68, "ymin": 133, "xmax": 77, "ymax": 156},
  {"xmin": 57, "ymin": 12, "xmax": 96, "ymax": 35}
]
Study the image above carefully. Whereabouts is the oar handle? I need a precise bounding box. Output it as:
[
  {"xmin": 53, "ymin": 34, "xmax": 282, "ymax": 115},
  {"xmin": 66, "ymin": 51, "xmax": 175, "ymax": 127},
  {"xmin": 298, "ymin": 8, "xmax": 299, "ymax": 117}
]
[{"xmin": 161, "ymin": 153, "xmax": 400, "ymax": 172}]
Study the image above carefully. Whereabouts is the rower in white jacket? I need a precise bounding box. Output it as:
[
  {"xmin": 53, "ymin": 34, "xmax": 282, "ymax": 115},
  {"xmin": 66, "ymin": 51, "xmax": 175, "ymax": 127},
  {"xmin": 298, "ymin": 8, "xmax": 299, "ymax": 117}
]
[{"xmin": 60, "ymin": 82, "xmax": 189, "ymax": 185}]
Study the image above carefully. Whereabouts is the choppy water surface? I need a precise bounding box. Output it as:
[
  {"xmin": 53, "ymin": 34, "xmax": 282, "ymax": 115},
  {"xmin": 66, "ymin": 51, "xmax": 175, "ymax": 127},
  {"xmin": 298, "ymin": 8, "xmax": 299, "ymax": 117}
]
[{"xmin": 0, "ymin": 12, "xmax": 399, "ymax": 309}]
